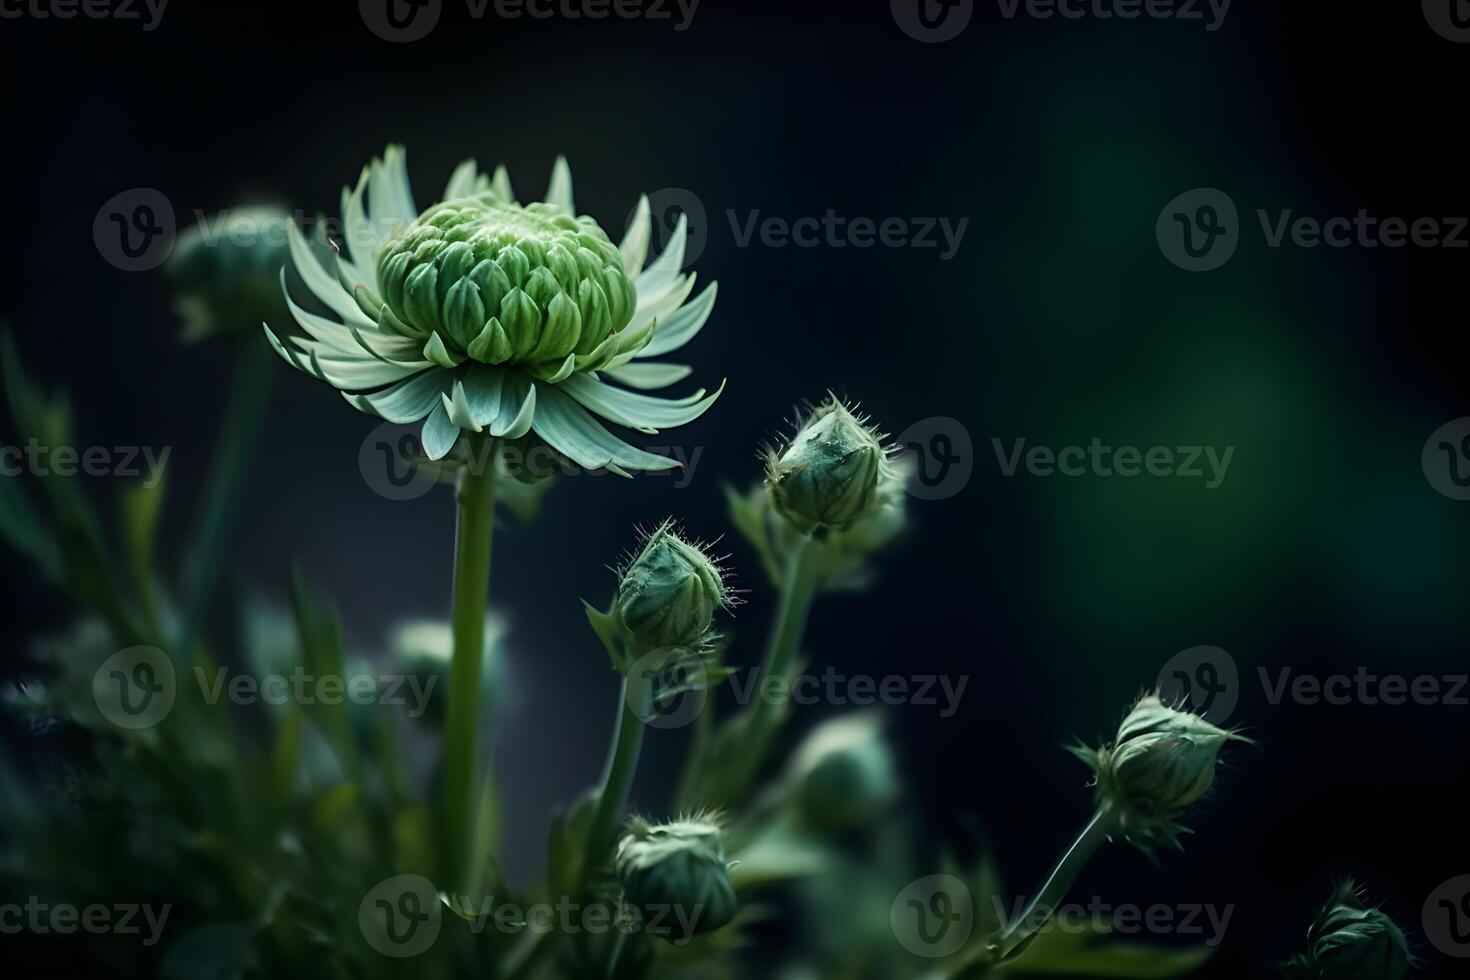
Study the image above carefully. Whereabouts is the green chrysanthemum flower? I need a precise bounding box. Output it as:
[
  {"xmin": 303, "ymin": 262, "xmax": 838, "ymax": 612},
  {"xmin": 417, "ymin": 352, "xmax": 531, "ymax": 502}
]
[
  {"xmin": 765, "ymin": 397, "xmax": 893, "ymax": 535},
  {"xmin": 1285, "ymin": 882, "xmax": 1411, "ymax": 980},
  {"xmin": 168, "ymin": 204, "xmax": 290, "ymax": 342},
  {"xmin": 1072, "ymin": 694, "xmax": 1250, "ymax": 849},
  {"xmin": 264, "ymin": 146, "xmax": 723, "ymax": 471},
  {"xmin": 616, "ymin": 815, "xmax": 738, "ymax": 939}
]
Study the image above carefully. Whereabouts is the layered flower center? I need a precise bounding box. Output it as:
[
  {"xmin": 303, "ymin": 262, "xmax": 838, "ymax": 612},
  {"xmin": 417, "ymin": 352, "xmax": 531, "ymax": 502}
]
[{"xmin": 376, "ymin": 195, "xmax": 637, "ymax": 368}]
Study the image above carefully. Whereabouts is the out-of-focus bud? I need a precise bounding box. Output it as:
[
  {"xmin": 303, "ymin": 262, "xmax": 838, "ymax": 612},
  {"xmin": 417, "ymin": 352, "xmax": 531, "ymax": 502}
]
[
  {"xmin": 1072, "ymin": 695, "xmax": 1250, "ymax": 847},
  {"xmin": 616, "ymin": 815, "xmax": 738, "ymax": 940},
  {"xmin": 765, "ymin": 397, "xmax": 890, "ymax": 535},
  {"xmin": 391, "ymin": 614, "xmax": 507, "ymax": 725},
  {"xmin": 167, "ymin": 205, "xmax": 290, "ymax": 342},
  {"xmin": 612, "ymin": 521, "xmax": 727, "ymax": 656},
  {"xmin": 1286, "ymin": 882, "xmax": 1411, "ymax": 980},
  {"xmin": 785, "ymin": 712, "xmax": 899, "ymax": 833}
]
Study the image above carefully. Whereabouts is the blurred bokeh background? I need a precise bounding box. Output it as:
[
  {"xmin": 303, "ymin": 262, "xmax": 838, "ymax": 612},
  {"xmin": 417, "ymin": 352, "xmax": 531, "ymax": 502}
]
[{"xmin": 2, "ymin": 1, "xmax": 1468, "ymax": 975}]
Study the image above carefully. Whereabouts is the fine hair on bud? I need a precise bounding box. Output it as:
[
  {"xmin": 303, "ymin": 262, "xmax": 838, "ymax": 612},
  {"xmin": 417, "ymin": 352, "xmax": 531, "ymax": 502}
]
[
  {"xmin": 615, "ymin": 812, "xmax": 738, "ymax": 940},
  {"xmin": 1071, "ymin": 692, "xmax": 1253, "ymax": 850},
  {"xmin": 763, "ymin": 395, "xmax": 895, "ymax": 536},
  {"xmin": 612, "ymin": 519, "xmax": 731, "ymax": 656}
]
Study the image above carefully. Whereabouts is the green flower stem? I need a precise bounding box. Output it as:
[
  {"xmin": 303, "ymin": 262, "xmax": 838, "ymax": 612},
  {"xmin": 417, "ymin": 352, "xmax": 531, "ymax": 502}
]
[
  {"xmin": 731, "ymin": 531, "xmax": 820, "ymax": 796},
  {"xmin": 580, "ymin": 676, "xmax": 651, "ymax": 891},
  {"xmin": 995, "ymin": 807, "xmax": 1117, "ymax": 959},
  {"xmin": 442, "ymin": 436, "xmax": 497, "ymax": 892},
  {"xmin": 176, "ymin": 339, "xmax": 273, "ymax": 661}
]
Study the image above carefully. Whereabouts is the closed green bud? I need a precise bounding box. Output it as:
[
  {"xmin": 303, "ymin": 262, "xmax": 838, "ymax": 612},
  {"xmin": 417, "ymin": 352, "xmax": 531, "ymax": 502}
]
[
  {"xmin": 613, "ymin": 521, "xmax": 728, "ymax": 655},
  {"xmin": 765, "ymin": 397, "xmax": 890, "ymax": 535},
  {"xmin": 786, "ymin": 713, "xmax": 899, "ymax": 833},
  {"xmin": 729, "ymin": 453, "xmax": 910, "ymax": 594},
  {"xmin": 1073, "ymin": 695, "xmax": 1250, "ymax": 848},
  {"xmin": 1286, "ymin": 883, "xmax": 1411, "ymax": 980},
  {"xmin": 616, "ymin": 816, "xmax": 738, "ymax": 939},
  {"xmin": 167, "ymin": 205, "xmax": 290, "ymax": 342}
]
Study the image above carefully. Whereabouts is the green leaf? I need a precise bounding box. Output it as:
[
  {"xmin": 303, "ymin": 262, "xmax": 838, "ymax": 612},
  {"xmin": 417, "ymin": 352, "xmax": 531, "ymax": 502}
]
[
  {"xmin": 547, "ymin": 788, "xmax": 599, "ymax": 899},
  {"xmin": 121, "ymin": 473, "xmax": 167, "ymax": 630},
  {"xmin": 159, "ymin": 922, "xmax": 256, "ymax": 980},
  {"xmin": 288, "ymin": 567, "xmax": 356, "ymax": 776},
  {"xmin": 0, "ymin": 460, "xmax": 59, "ymax": 577},
  {"xmin": 997, "ymin": 922, "xmax": 1215, "ymax": 978}
]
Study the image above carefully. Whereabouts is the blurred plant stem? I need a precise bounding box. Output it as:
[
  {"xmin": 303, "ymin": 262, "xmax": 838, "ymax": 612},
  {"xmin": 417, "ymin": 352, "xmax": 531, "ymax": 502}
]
[
  {"xmin": 993, "ymin": 808, "xmax": 1117, "ymax": 961},
  {"xmin": 176, "ymin": 339, "xmax": 273, "ymax": 661},
  {"xmin": 721, "ymin": 531, "xmax": 820, "ymax": 803},
  {"xmin": 442, "ymin": 434, "xmax": 497, "ymax": 894},
  {"xmin": 581, "ymin": 675, "xmax": 651, "ymax": 890}
]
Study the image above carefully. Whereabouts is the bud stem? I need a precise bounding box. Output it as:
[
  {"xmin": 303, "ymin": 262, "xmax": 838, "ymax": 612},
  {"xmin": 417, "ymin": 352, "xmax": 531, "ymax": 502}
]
[
  {"xmin": 996, "ymin": 807, "xmax": 1117, "ymax": 960},
  {"xmin": 721, "ymin": 531, "xmax": 821, "ymax": 805},
  {"xmin": 580, "ymin": 675, "xmax": 651, "ymax": 892},
  {"xmin": 442, "ymin": 434, "xmax": 498, "ymax": 895}
]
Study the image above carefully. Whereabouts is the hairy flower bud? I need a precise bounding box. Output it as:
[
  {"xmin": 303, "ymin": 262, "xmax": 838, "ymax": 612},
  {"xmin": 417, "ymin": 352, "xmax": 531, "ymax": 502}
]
[
  {"xmin": 612, "ymin": 522, "xmax": 727, "ymax": 655},
  {"xmin": 786, "ymin": 713, "xmax": 898, "ymax": 833},
  {"xmin": 1287, "ymin": 883, "xmax": 1411, "ymax": 980},
  {"xmin": 730, "ymin": 453, "xmax": 910, "ymax": 594},
  {"xmin": 1073, "ymin": 695, "xmax": 1249, "ymax": 847},
  {"xmin": 765, "ymin": 398, "xmax": 889, "ymax": 535},
  {"xmin": 167, "ymin": 205, "xmax": 290, "ymax": 341},
  {"xmin": 616, "ymin": 816, "xmax": 737, "ymax": 939}
]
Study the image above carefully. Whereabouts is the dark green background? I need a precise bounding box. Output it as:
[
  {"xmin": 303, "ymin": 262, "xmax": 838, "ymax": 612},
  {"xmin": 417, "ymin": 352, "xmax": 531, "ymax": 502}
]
[{"xmin": 2, "ymin": 1, "xmax": 1467, "ymax": 975}]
